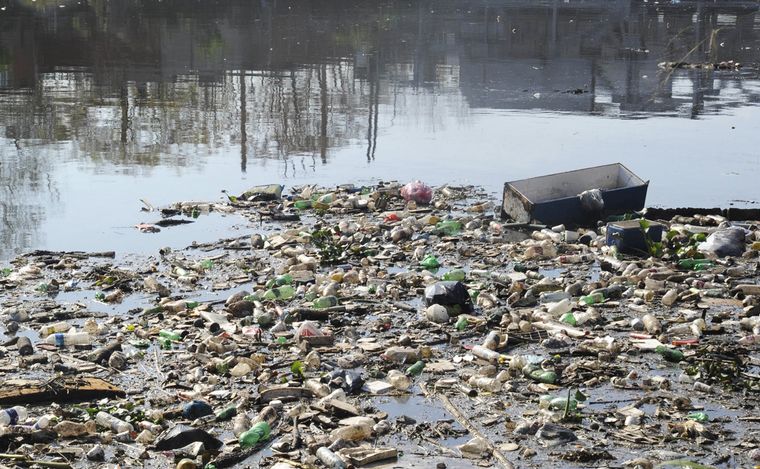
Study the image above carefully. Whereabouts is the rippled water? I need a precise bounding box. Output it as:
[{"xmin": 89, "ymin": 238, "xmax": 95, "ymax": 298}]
[{"xmin": 1, "ymin": 0, "xmax": 759, "ymax": 260}]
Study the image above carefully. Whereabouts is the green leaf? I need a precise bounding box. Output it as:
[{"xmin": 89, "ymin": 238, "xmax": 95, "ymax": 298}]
[{"xmin": 291, "ymin": 360, "xmax": 304, "ymax": 378}]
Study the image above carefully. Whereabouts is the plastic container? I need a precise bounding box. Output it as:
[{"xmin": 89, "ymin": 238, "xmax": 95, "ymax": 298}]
[{"xmin": 0, "ymin": 406, "xmax": 27, "ymax": 426}]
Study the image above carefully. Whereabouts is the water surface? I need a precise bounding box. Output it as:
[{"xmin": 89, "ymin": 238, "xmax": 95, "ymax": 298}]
[{"xmin": 1, "ymin": 0, "xmax": 759, "ymax": 260}]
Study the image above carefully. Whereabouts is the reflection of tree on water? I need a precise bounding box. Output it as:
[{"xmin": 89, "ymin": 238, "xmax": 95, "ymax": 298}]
[{"xmin": 0, "ymin": 0, "xmax": 758, "ymax": 260}]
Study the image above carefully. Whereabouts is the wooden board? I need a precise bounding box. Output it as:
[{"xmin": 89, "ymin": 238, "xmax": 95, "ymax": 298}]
[{"xmin": 0, "ymin": 376, "xmax": 125, "ymax": 405}]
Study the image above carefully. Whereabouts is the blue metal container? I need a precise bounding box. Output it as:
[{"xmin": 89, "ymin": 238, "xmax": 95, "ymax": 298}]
[{"xmin": 501, "ymin": 163, "xmax": 649, "ymax": 226}]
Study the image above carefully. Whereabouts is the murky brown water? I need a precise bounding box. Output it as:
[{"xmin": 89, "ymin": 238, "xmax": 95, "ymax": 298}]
[{"xmin": 1, "ymin": 0, "xmax": 759, "ymax": 260}]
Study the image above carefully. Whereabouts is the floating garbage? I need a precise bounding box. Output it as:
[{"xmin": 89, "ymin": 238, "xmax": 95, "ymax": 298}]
[{"xmin": 0, "ymin": 180, "xmax": 757, "ymax": 468}]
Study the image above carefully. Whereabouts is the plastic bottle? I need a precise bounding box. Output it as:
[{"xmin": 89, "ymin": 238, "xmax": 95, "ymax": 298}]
[
  {"xmin": 313, "ymin": 296, "xmax": 339, "ymax": 309},
  {"xmin": 678, "ymin": 259, "xmax": 713, "ymax": 271},
  {"xmin": 573, "ymin": 309, "xmax": 599, "ymax": 326},
  {"xmin": 316, "ymin": 446, "xmax": 346, "ymax": 469},
  {"xmin": 405, "ymin": 360, "xmax": 425, "ymax": 376},
  {"xmin": 471, "ymin": 345, "xmax": 500, "ymax": 363},
  {"xmin": 655, "ymin": 345, "xmax": 684, "ymax": 363},
  {"xmin": 95, "ymin": 411, "xmax": 134, "ymax": 433},
  {"xmin": 159, "ymin": 330, "xmax": 182, "ymax": 341},
  {"xmin": 662, "ymin": 289, "xmax": 678, "ymax": 306},
  {"xmin": 43, "ymin": 332, "xmax": 92, "ymax": 347},
  {"xmin": 547, "ymin": 299, "xmax": 573, "ymax": 317},
  {"xmin": 330, "ymin": 423, "xmax": 372, "ymax": 441},
  {"xmin": 232, "ymin": 413, "xmax": 250, "ymax": 437},
  {"xmin": 687, "ymin": 412, "xmax": 709, "ymax": 422},
  {"xmin": 539, "ymin": 395, "xmax": 578, "ymax": 411},
  {"xmin": 262, "ymin": 286, "xmax": 296, "ymax": 301},
  {"xmin": 420, "ymin": 255, "xmax": 441, "ymax": 269},
  {"xmin": 239, "ymin": 421, "xmax": 271, "ymax": 448},
  {"xmin": 540, "ymin": 291, "xmax": 571, "ymax": 304},
  {"xmin": 266, "ymin": 274, "xmax": 293, "ymax": 288},
  {"xmin": 0, "ymin": 406, "xmax": 27, "ymax": 426},
  {"xmin": 558, "ymin": 254, "xmax": 592, "ymax": 264},
  {"xmin": 641, "ymin": 314, "xmax": 661, "ymax": 335},
  {"xmin": 382, "ymin": 347, "xmax": 420, "ymax": 364},
  {"xmin": 559, "ymin": 312, "xmax": 577, "ymax": 326},
  {"xmin": 579, "ymin": 292, "xmax": 604, "ymax": 305},
  {"xmin": 522, "ymin": 364, "xmax": 557, "ymax": 384},
  {"xmin": 442, "ymin": 269, "xmax": 466, "ymax": 281},
  {"xmin": 38, "ymin": 321, "xmax": 72, "ymax": 337},
  {"xmin": 468, "ymin": 376, "xmax": 502, "ymax": 392},
  {"xmin": 436, "ymin": 220, "xmax": 462, "ymax": 236}
]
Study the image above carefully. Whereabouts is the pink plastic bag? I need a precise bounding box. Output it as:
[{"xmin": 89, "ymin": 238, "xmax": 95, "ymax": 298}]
[{"xmin": 401, "ymin": 181, "xmax": 433, "ymax": 205}]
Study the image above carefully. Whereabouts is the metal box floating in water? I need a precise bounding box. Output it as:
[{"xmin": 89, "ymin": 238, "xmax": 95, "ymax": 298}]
[
  {"xmin": 501, "ymin": 163, "xmax": 649, "ymax": 226},
  {"xmin": 606, "ymin": 219, "xmax": 665, "ymax": 256}
]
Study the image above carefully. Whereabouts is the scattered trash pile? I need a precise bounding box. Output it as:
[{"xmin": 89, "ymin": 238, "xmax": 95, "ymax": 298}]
[{"xmin": 1, "ymin": 181, "xmax": 759, "ymax": 469}]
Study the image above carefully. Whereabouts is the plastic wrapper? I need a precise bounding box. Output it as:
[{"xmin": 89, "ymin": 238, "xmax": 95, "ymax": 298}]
[
  {"xmin": 698, "ymin": 227, "xmax": 747, "ymax": 258},
  {"xmin": 578, "ymin": 188, "xmax": 605, "ymax": 212}
]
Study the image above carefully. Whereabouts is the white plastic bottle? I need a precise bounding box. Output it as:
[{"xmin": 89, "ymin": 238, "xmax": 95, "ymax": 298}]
[
  {"xmin": 44, "ymin": 332, "xmax": 92, "ymax": 347},
  {"xmin": 95, "ymin": 411, "xmax": 134, "ymax": 433},
  {"xmin": 0, "ymin": 406, "xmax": 28, "ymax": 426}
]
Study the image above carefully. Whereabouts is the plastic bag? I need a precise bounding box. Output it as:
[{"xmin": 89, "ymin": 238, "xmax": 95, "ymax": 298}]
[
  {"xmin": 698, "ymin": 227, "xmax": 747, "ymax": 258},
  {"xmin": 578, "ymin": 189, "xmax": 605, "ymax": 212},
  {"xmin": 295, "ymin": 321, "xmax": 324, "ymax": 339},
  {"xmin": 424, "ymin": 281, "xmax": 473, "ymax": 313},
  {"xmin": 401, "ymin": 181, "xmax": 433, "ymax": 204}
]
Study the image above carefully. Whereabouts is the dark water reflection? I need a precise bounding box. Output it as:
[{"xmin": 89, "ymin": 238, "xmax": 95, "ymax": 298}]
[{"xmin": 0, "ymin": 0, "xmax": 759, "ymax": 259}]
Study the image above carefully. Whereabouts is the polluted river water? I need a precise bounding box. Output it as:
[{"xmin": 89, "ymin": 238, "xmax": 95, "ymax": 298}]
[{"xmin": 0, "ymin": 1, "xmax": 759, "ymax": 469}]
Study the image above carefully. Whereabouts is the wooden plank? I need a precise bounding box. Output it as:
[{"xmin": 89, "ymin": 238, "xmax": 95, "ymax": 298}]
[{"xmin": 0, "ymin": 377, "xmax": 125, "ymax": 405}]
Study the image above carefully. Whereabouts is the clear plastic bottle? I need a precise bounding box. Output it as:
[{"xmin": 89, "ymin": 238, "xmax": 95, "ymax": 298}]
[
  {"xmin": 547, "ymin": 299, "xmax": 573, "ymax": 317},
  {"xmin": 468, "ymin": 376, "xmax": 502, "ymax": 392},
  {"xmin": 329, "ymin": 423, "xmax": 372, "ymax": 441},
  {"xmin": 470, "ymin": 345, "xmax": 500, "ymax": 363},
  {"xmin": 316, "ymin": 446, "xmax": 346, "ymax": 469},
  {"xmin": 95, "ymin": 411, "xmax": 134, "ymax": 433},
  {"xmin": 44, "ymin": 332, "xmax": 92, "ymax": 347},
  {"xmin": 0, "ymin": 406, "xmax": 27, "ymax": 426}
]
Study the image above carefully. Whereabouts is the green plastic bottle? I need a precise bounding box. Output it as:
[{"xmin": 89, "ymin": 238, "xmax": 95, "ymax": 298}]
[
  {"xmin": 294, "ymin": 200, "xmax": 312, "ymax": 210},
  {"xmin": 239, "ymin": 421, "xmax": 270, "ymax": 449},
  {"xmin": 655, "ymin": 345, "xmax": 684, "ymax": 362},
  {"xmin": 678, "ymin": 259, "xmax": 714, "ymax": 271},
  {"xmin": 522, "ymin": 364, "xmax": 557, "ymax": 384},
  {"xmin": 263, "ymin": 286, "xmax": 296, "ymax": 301},
  {"xmin": 442, "ymin": 269, "xmax": 466, "ymax": 281},
  {"xmin": 687, "ymin": 411, "xmax": 709, "ymax": 422},
  {"xmin": 579, "ymin": 292, "xmax": 604, "ymax": 305},
  {"xmin": 313, "ymin": 296, "xmax": 339, "ymax": 309},
  {"xmin": 420, "ymin": 255, "xmax": 441, "ymax": 269},
  {"xmin": 215, "ymin": 405, "xmax": 238, "ymax": 421},
  {"xmin": 559, "ymin": 312, "xmax": 577, "ymax": 326},
  {"xmin": 406, "ymin": 361, "xmax": 425, "ymax": 376},
  {"xmin": 159, "ymin": 330, "xmax": 182, "ymax": 341}
]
